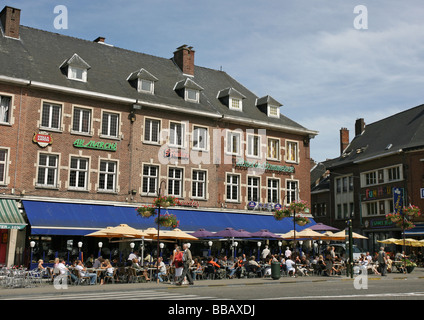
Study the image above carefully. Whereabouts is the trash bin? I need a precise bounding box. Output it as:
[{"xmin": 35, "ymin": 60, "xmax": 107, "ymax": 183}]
[{"xmin": 271, "ymin": 261, "xmax": 281, "ymax": 280}]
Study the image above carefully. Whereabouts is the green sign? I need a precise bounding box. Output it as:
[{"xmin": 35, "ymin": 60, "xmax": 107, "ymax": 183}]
[
  {"xmin": 73, "ymin": 139, "xmax": 117, "ymax": 152},
  {"xmin": 233, "ymin": 158, "xmax": 295, "ymax": 174}
]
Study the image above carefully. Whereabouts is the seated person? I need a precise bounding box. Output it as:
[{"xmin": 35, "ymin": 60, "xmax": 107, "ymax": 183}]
[
  {"xmin": 75, "ymin": 259, "xmax": 97, "ymax": 285},
  {"xmin": 285, "ymin": 256, "xmax": 296, "ymax": 277}
]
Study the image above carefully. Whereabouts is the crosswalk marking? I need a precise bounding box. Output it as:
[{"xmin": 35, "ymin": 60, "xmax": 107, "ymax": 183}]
[{"xmin": 0, "ymin": 289, "xmax": 221, "ymax": 300}]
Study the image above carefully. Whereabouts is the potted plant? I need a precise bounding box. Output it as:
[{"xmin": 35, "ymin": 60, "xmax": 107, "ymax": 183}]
[
  {"xmin": 154, "ymin": 195, "xmax": 178, "ymax": 208},
  {"xmin": 396, "ymin": 219, "xmax": 415, "ymax": 231},
  {"xmin": 273, "ymin": 207, "xmax": 291, "ymax": 221},
  {"xmin": 136, "ymin": 205, "xmax": 157, "ymax": 218},
  {"xmin": 288, "ymin": 200, "xmax": 309, "ymax": 213},
  {"xmin": 155, "ymin": 213, "xmax": 179, "ymax": 229},
  {"xmin": 403, "ymin": 205, "xmax": 421, "ymax": 218},
  {"xmin": 294, "ymin": 215, "xmax": 310, "ymax": 226},
  {"xmin": 385, "ymin": 213, "xmax": 403, "ymax": 223},
  {"xmin": 402, "ymin": 258, "xmax": 417, "ymax": 273}
]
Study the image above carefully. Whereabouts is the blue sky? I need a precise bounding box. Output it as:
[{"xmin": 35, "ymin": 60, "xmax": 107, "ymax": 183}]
[{"xmin": 9, "ymin": 0, "xmax": 424, "ymax": 162}]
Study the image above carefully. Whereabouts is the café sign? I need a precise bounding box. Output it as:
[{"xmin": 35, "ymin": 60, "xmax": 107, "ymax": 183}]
[
  {"xmin": 233, "ymin": 158, "xmax": 295, "ymax": 174},
  {"xmin": 33, "ymin": 132, "xmax": 53, "ymax": 148},
  {"xmin": 73, "ymin": 139, "xmax": 117, "ymax": 152}
]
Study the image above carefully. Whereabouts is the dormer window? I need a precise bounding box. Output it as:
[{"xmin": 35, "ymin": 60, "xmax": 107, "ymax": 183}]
[
  {"xmin": 127, "ymin": 68, "xmax": 158, "ymax": 94},
  {"xmin": 186, "ymin": 88, "xmax": 199, "ymax": 102},
  {"xmin": 59, "ymin": 53, "xmax": 90, "ymax": 83},
  {"xmin": 256, "ymin": 95, "xmax": 282, "ymax": 118},
  {"xmin": 68, "ymin": 66, "xmax": 87, "ymax": 82},
  {"xmin": 217, "ymin": 87, "xmax": 246, "ymax": 112},
  {"xmin": 174, "ymin": 78, "xmax": 203, "ymax": 103},
  {"xmin": 268, "ymin": 105, "xmax": 280, "ymax": 118}
]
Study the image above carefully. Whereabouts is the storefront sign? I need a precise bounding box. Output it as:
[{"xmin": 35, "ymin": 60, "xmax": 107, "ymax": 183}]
[
  {"xmin": 365, "ymin": 186, "xmax": 392, "ymax": 200},
  {"xmin": 393, "ymin": 187, "xmax": 404, "ymax": 215},
  {"xmin": 33, "ymin": 132, "xmax": 53, "ymax": 148},
  {"xmin": 164, "ymin": 148, "xmax": 189, "ymax": 160},
  {"xmin": 177, "ymin": 200, "xmax": 199, "ymax": 208},
  {"xmin": 247, "ymin": 201, "xmax": 282, "ymax": 211},
  {"xmin": 73, "ymin": 139, "xmax": 117, "ymax": 151},
  {"xmin": 365, "ymin": 218, "xmax": 394, "ymax": 229},
  {"xmin": 233, "ymin": 158, "xmax": 295, "ymax": 174}
]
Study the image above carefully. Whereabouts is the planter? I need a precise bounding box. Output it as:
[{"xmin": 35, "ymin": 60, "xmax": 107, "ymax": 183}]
[
  {"xmin": 136, "ymin": 206, "xmax": 156, "ymax": 218},
  {"xmin": 406, "ymin": 266, "xmax": 415, "ymax": 273},
  {"xmin": 154, "ymin": 213, "xmax": 179, "ymax": 229},
  {"xmin": 296, "ymin": 220, "xmax": 308, "ymax": 227},
  {"xmin": 273, "ymin": 209, "xmax": 291, "ymax": 221},
  {"xmin": 154, "ymin": 196, "xmax": 178, "ymax": 208}
]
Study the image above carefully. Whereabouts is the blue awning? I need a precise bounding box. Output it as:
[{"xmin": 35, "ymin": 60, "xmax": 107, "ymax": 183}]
[
  {"xmin": 405, "ymin": 224, "xmax": 424, "ymax": 236},
  {"xmin": 22, "ymin": 200, "xmax": 316, "ymax": 236}
]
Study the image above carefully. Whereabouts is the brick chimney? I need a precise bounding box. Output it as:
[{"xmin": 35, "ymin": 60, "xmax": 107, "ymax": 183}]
[
  {"xmin": 0, "ymin": 6, "xmax": 21, "ymax": 39},
  {"xmin": 340, "ymin": 127, "xmax": 349, "ymax": 154},
  {"xmin": 173, "ymin": 45, "xmax": 195, "ymax": 76},
  {"xmin": 355, "ymin": 118, "xmax": 365, "ymax": 136}
]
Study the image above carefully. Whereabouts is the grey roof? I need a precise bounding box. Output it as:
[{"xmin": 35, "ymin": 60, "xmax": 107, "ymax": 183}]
[
  {"xmin": 256, "ymin": 95, "xmax": 282, "ymax": 107},
  {"xmin": 0, "ymin": 26, "xmax": 317, "ymax": 135},
  {"xmin": 329, "ymin": 104, "xmax": 424, "ymax": 168}
]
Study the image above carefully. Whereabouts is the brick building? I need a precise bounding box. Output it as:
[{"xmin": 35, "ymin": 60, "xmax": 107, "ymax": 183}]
[
  {"xmin": 0, "ymin": 6, "xmax": 317, "ymax": 266},
  {"xmin": 312, "ymin": 107, "xmax": 424, "ymax": 253}
]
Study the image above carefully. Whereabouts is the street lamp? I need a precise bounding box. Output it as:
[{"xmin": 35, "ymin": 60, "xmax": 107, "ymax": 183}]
[
  {"xmin": 78, "ymin": 241, "xmax": 83, "ymax": 261},
  {"xmin": 278, "ymin": 241, "xmax": 282, "ymax": 255},
  {"xmin": 98, "ymin": 242, "xmax": 103, "ymax": 257},
  {"xmin": 30, "ymin": 241, "xmax": 35, "ymax": 269},
  {"xmin": 159, "ymin": 243, "xmax": 164, "ymax": 257},
  {"xmin": 130, "ymin": 242, "xmax": 135, "ymax": 253},
  {"xmin": 257, "ymin": 241, "xmax": 261, "ymax": 261},
  {"xmin": 208, "ymin": 241, "xmax": 213, "ymax": 256},
  {"xmin": 233, "ymin": 241, "xmax": 238, "ymax": 259}
]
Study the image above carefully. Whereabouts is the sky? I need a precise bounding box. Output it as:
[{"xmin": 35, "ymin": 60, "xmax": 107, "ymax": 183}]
[{"xmin": 8, "ymin": 0, "xmax": 424, "ymax": 162}]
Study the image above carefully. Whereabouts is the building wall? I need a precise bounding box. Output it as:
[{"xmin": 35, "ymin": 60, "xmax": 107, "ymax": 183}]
[{"xmin": 0, "ymin": 83, "xmax": 312, "ymax": 212}]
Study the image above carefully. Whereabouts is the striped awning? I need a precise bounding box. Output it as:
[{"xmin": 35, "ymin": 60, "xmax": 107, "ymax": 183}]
[{"xmin": 0, "ymin": 199, "xmax": 27, "ymax": 230}]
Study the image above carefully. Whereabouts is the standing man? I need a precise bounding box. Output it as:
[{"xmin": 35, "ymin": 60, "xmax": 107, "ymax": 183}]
[
  {"xmin": 377, "ymin": 247, "xmax": 387, "ymax": 276},
  {"xmin": 176, "ymin": 243, "xmax": 194, "ymax": 286}
]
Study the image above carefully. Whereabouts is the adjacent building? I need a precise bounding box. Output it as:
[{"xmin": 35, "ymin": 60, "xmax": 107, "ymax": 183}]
[
  {"xmin": 0, "ymin": 6, "xmax": 317, "ymax": 266},
  {"xmin": 312, "ymin": 107, "xmax": 424, "ymax": 252}
]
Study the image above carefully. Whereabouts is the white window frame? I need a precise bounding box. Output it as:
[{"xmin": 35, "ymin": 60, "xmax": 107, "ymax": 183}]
[
  {"xmin": 247, "ymin": 176, "xmax": 260, "ymax": 202},
  {"xmin": 267, "ymin": 137, "xmax": 280, "ymax": 161},
  {"xmin": 36, "ymin": 153, "xmax": 59, "ymax": 188},
  {"xmin": 267, "ymin": 105, "xmax": 280, "ymax": 118},
  {"xmin": 142, "ymin": 164, "xmax": 159, "ymax": 196},
  {"xmin": 267, "ymin": 178, "xmax": 280, "ymax": 203},
  {"xmin": 192, "ymin": 169, "xmax": 207, "ymax": 199},
  {"xmin": 72, "ymin": 106, "xmax": 92, "ymax": 135},
  {"xmin": 286, "ymin": 140, "xmax": 299, "ymax": 163},
  {"xmin": 98, "ymin": 160, "xmax": 117, "ymax": 192},
  {"xmin": 0, "ymin": 148, "xmax": 9, "ymax": 185},
  {"xmin": 144, "ymin": 117, "xmax": 161, "ymax": 144},
  {"xmin": 192, "ymin": 125, "xmax": 208, "ymax": 151},
  {"xmin": 169, "ymin": 122, "xmax": 185, "ymax": 148},
  {"xmin": 41, "ymin": 102, "xmax": 62, "ymax": 131},
  {"xmin": 0, "ymin": 94, "xmax": 12, "ymax": 125},
  {"xmin": 247, "ymin": 134, "xmax": 261, "ymax": 158},
  {"xmin": 286, "ymin": 180, "xmax": 298, "ymax": 204},
  {"xmin": 138, "ymin": 79, "xmax": 154, "ymax": 94},
  {"xmin": 68, "ymin": 66, "xmax": 87, "ymax": 82},
  {"xmin": 185, "ymin": 89, "xmax": 199, "ymax": 103},
  {"xmin": 226, "ymin": 173, "xmax": 240, "ymax": 202},
  {"xmin": 226, "ymin": 130, "xmax": 242, "ymax": 156},
  {"xmin": 69, "ymin": 157, "xmax": 89, "ymax": 190},
  {"xmin": 101, "ymin": 111, "xmax": 120, "ymax": 139},
  {"xmin": 229, "ymin": 97, "xmax": 242, "ymax": 111},
  {"xmin": 168, "ymin": 167, "xmax": 184, "ymax": 198}
]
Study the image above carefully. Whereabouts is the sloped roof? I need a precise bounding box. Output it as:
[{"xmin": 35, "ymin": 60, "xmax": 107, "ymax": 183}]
[
  {"xmin": 0, "ymin": 25, "xmax": 317, "ymax": 136},
  {"xmin": 329, "ymin": 104, "xmax": 424, "ymax": 168}
]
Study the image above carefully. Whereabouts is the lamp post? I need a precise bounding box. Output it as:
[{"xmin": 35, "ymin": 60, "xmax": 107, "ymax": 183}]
[
  {"xmin": 233, "ymin": 241, "xmax": 238, "ymax": 259},
  {"xmin": 257, "ymin": 241, "xmax": 261, "ymax": 261},
  {"xmin": 78, "ymin": 241, "xmax": 83, "ymax": 261},
  {"xmin": 98, "ymin": 242, "xmax": 103, "ymax": 257},
  {"xmin": 30, "ymin": 241, "xmax": 35, "ymax": 269},
  {"xmin": 208, "ymin": 241, "xmax": 213, "ymax": 256},
  {"xmin": 159, "ymin": 243, "xmax": 164, "ymax": 257},
  {"xmin": 278, "ymin": 241, "xmax": 282, "ymax": 255}
]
